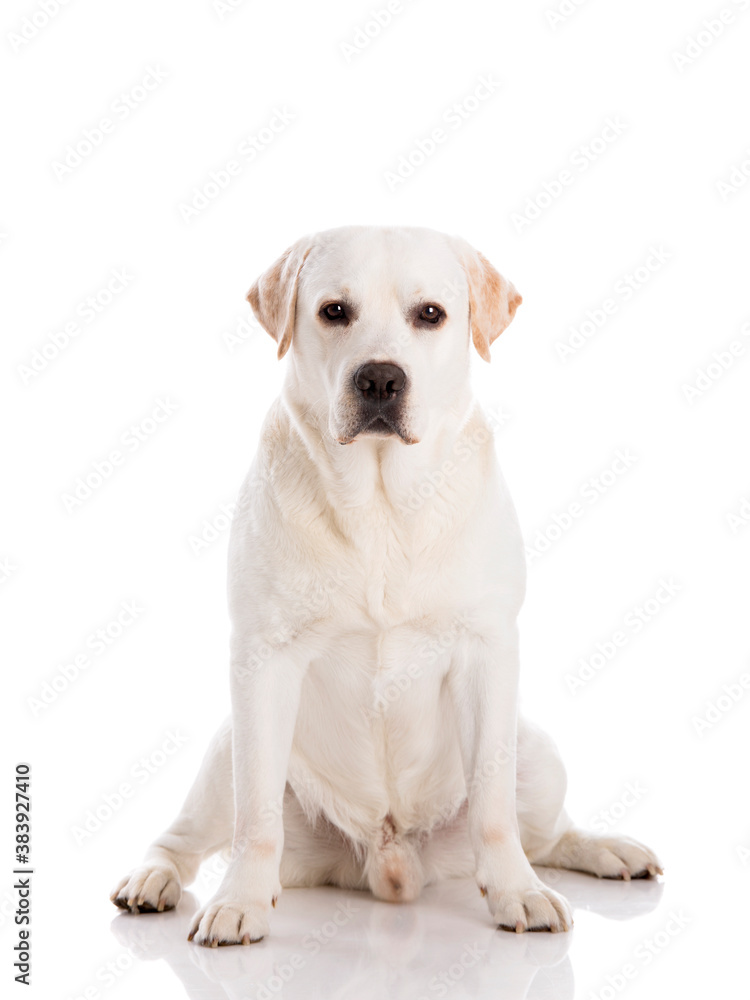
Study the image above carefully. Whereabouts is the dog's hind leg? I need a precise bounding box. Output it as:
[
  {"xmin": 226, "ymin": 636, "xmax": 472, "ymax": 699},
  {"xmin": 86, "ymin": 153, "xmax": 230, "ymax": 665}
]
[
  {"xmin": 517, "ymin": 717, "xmax": 662, "ymax": 880},
  {"xmin": 110, "ymin": 717, "xmax": 234, "ymax": 913}
]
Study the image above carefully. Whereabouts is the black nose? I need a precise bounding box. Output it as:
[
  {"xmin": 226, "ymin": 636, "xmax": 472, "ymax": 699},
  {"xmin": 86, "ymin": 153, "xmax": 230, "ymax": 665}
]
[{"xmin": 354, "ymin": 363, "xmax": 406, "ymax": 402}]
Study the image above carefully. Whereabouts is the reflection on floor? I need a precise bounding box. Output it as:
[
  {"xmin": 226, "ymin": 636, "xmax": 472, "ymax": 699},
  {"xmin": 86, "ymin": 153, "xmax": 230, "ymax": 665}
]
[{"xmin": 110, "ymin": 867, "xmax": 664, "ymax": 1000}]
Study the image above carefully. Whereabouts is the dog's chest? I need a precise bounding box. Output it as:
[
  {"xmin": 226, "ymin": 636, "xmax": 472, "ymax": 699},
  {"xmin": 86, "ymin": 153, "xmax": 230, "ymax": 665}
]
[
  {"xmin": 274, "ymin": 461, "xmax": 509, "ymax": 837},
  {"xmin": 304, "ymin": 510, "xmax": 471, "ymax": 804},
  {"xmin": 333, "ymin": 499, "xmax": 474, "ymax": 630},
  {"xmin": 353, "ymin": 514, "xmax": 415, "ymax": 625},
  {"xmin": 294, "ymin": 611, "xmax": 466, "ymax": 838}
]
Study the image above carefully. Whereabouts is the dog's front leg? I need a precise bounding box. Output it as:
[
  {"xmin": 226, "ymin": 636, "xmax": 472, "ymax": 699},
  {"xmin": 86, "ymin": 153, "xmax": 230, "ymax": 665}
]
[
  {"xmin": 449, "ymin": 623, "xmax": 573, "ymax": 933},
  {"xmin": 188, "ymin": 638, "xmax": 308, "ymax": 946}
]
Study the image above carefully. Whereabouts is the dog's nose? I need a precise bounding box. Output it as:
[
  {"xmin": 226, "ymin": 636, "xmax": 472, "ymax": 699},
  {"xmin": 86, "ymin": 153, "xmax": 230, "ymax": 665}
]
[{"xmin": 354, "ymin": 363, "xmax": 406, "ymax": 401}]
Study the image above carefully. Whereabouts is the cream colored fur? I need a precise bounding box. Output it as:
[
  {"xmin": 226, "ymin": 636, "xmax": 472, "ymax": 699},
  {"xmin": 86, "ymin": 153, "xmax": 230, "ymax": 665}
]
[{"xmin": 111, "ymin": 226, "xmax": 661, "ymax": 946}]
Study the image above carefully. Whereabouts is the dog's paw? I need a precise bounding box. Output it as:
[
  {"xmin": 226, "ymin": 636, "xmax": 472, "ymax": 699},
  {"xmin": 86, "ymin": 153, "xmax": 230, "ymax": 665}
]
[
  {"xmin": 533, "ymin": 828, "xmax": 664, "ymax": 881},
  {"xmin": 586, "ymin": 834, "xmax": 663, "ymax": 880},
  {"xmin": 481, "ymin": 878, "xmax": 573, "ymax": 933},
  {"xmin": 110, "ymin": 864, "xmax": 181, "ymax": 914},
  {"xmin": 188, "ymin": 899, "xmax": 271, "ymax": 947}
]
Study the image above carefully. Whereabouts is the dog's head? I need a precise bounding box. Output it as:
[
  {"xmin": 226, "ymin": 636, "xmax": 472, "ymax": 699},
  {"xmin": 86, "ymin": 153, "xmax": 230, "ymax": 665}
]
[{"xmin": 247, "ymin": 226, "xmax": 521, "ymax": 446}]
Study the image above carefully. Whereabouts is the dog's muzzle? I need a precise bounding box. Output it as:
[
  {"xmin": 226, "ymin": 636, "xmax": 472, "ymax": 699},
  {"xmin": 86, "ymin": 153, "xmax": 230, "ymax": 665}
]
[
  {"xmin": 337, "ymin": 362, "xmax": 416, "ymax": 444},
  {"xmin": 352, "ymin": 362, "xmax": 406, "ymax": 437}
]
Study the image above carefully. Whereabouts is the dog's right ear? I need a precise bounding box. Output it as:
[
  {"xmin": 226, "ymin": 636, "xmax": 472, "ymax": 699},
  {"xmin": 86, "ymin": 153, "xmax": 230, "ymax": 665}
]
[{"xmin": 247, "ymin": 236, "xmax": 313, "ymax": 360}]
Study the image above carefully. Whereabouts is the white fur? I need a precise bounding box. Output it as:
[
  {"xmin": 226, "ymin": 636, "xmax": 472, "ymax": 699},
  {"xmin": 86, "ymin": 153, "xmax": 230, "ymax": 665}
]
[{"xmin": 111, "ymin": 226, "xmax": 661, "ymax": 946}]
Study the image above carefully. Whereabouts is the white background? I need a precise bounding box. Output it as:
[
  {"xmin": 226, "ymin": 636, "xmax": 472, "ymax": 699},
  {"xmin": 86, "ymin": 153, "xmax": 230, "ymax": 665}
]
[{"xmin": 2, "ymin": 0, "xmax": 749, "ymax": 997}]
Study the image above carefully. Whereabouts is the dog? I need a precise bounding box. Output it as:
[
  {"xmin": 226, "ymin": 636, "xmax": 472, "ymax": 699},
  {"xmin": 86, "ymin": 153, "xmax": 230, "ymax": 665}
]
[{"xmin": 111, "ymin": 225, "xmax": 661, "ymax": 946}]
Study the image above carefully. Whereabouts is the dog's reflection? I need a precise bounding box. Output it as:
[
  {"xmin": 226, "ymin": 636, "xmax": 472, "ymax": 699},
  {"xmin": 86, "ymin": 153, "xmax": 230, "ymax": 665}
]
[{"xmin": 110, "ymin": 870, "xmax": 663, "ymax": 1000}]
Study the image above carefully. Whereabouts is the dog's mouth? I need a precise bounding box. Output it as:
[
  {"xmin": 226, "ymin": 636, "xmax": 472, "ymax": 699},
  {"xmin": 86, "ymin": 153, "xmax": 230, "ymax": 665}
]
[
  {"xmin": 337, "ymin": 411, "xmax": 418, "ymax": 446},
  {"xmin": 364, "ymin": 416, "xmax": 395, "ymax": 435}
]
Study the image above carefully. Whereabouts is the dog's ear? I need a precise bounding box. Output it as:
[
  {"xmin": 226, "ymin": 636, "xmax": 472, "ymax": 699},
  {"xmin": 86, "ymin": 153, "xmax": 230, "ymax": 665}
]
[
  {"xmin": 454, "ymin": 239, "xmax": 522, "ymax": 363},
  {"xmin": 247, "ymin": 237, "xmax": 313, "ymax": 360}
]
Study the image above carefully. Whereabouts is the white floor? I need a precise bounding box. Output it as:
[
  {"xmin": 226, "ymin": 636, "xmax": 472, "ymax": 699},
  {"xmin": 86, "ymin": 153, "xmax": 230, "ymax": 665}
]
[
  {"xmin": 99, "ymin": 866, "xmax": 676, "ymax": 1000},
  {"xmin": 6, "ymin": 801, "xmax": 743, "ymax": 1000}
]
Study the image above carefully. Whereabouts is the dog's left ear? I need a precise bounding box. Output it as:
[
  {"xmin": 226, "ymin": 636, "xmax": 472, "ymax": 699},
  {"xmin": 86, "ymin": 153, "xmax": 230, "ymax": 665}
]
[
  {"xmin": 453, "ymin": 239, "xmax": 522, "ymax": 363},
  {"xmin": 247, "ymin": 236, "xmax": 314, "ymax": 360}
]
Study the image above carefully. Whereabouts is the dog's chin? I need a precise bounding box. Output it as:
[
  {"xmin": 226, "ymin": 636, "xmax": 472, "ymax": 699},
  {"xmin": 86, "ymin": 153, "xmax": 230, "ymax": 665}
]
[{"xmin": 336, "ymin": 416, "xmax": 419, "ymax": 446}]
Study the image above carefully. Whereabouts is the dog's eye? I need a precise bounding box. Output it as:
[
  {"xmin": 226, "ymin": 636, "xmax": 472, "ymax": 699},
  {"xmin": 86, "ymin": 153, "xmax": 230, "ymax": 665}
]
[
  {"xmin": 321, "ymin": 302, "xmax": 348, "ymax": 323},
  {"xmin": 419, "ymin": 304, "xmax": 444, "ymax": 325}
]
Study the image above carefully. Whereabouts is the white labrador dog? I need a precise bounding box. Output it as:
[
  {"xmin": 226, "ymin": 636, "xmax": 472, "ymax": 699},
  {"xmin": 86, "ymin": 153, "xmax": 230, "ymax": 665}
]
[{"xmin": 111, "ymin": 225, "xmax": 661, "ymax": 946}]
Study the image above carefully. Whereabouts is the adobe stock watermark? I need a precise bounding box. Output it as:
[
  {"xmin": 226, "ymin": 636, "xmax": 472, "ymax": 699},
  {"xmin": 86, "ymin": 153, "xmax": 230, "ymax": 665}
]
[
  {"xmin": 187, "ymin": 500, "xmax": 236, "ymax": 554},
  {"xmin": 681, "ymin": 320, "xmax": 750, "ymax": 403},
  {"xmin": 672, "ymin": 1, "xmax": 749, "ymax": 73},
  {"xmin": 425, "ymin": 740, "xmax": 521, "ymax": 841},
  {"xmin": 222, "ymin": 308, "xmax": 264, "ymax": 352},
  {"xmin": 555, "ymin": 246, "xmax": 672, "ymax": 361},
  {"xmin": 197, "ymin": 818, "xmax": 287, "ymax": 892},
  {"xmin": 195, "ymin": 770, "xmax": 331, "ymax": 889},
  {"xmin": 67, "ymin": 948, "xmax": 136, "ymax": 1000},
  {"xmin": 212, "ymin": 0, "xmax": 250, "ymax": 20},
  {"xmin": 70, "ymin": 730, "xmax": 189, "ymax": 846},
  {"xmin": 415, "ymin": 943, "xmax": 486, "ymax": 999},
  {"xmin": 383, "ymin": 74, "xmax": 501, "ymax": 190},
  {"xmin": 339, "ymin": 0, "xmax": 416, "ymax": 61},
  {"xmin": 737, "ymin": 836, "xmax": 750, "ymax": 866},
  {"xmin": 587, "ymin": 909, "xmax": 691, "ymax": 1000},
  {"xmin": 393, "ymin": 404, "xmax": 512, "ymax": 515},
  {"xmin": 526, "ymin": 449, "xmax": 637, "ymax": 562},
  {"xmin": 17, "ymin": 268, "xmax": 133, "ymax": 385},
  {"xmin": 546, "ymin": 0, "xmax": 592, "ymax": 31},
  {"xmin": 565, "ymin": 578, "xmax": 681, "ymax": 694},
  {"xmin": 192, "ymin": 469, "xmax": 273, "ymax": 561},
  {"xmin": 0, "ymin": 888, "xmax": 16, "ymax": 930},
  {"xmin": 468, "ymin": 738, "xmax": 517, "ymax": 789},
  {"xmin": 691, "ymin": 670, "xmax": 750, "ymax": 737},
  {"xmin": 196, "ymin": 784, "xmax": 314, "ymax": 891},
  {"xmin": 374, "ymin": 271, "xmax": 467, "ymax": 358},
  {"xmin": 589, "ymin": 781, "xmax": 648, "ymax": 834},
  {"xmin": 60, "ymin": 397, "xmax": 179, "ymax": 512},
  {"xmin": 724, "ymin": 492, "xmax": 750, "ymax": 534},
  {"xmin": 234, "ymin": 566, "xmax": 352, "ymax": 684},
  {"xmin": 0, "ymin": 557, "xmax": 18, "ymax": 586},
  {"xmin": 27, "ymin": 600, "xmax": 144, "ymax": 717},
  {"xmin": 178, "ymin": 106, "xmax": 296, "ymax": 222},
  {"xmin": 363, "ymin": 611, "xmax": 476, "ymax": 723},
  {"xmin": 51, "ymin": 67, "xmax": 169, "ymax": 179},
  {"xmin": 254, "ymin": 899, "xmax": 360, "ymax": 999},
  {"xmin": 715, "ymin": 141, "xmax": 750, "ymax": 200},
  {"xmin": 7, "ymin": 0, "xmax": 72, "ymax": 53},
  {"xmin": 510, "ymin": 116, "xmax": 628, "ymax": 233}
]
